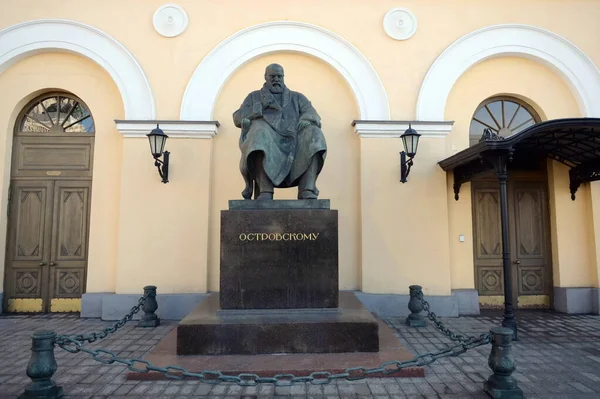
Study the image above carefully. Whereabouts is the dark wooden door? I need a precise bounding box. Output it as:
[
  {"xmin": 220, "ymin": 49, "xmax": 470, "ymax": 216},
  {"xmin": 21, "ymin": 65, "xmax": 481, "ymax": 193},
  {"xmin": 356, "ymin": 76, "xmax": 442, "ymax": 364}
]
[
  {"xmin": 472, "ymin": 178, "xmax": 553, "ymax": 308},
  {"xmin": 510, "ymin": 181, "xmax": 552, "ymax": 308},
  {"xmin": 4, "ymin": 180, "xmax": 91, "ymax": 312},
  {"xmin": 5, "ymin": 181, "xmax": 54, "ymax": 312},
  {"xmin": 472, "ymin": 182, "xmax": 504, "ymax": 304},
  {"xmin": 49, "ymin": 180, "xmax": 91, "ymax": 309}
]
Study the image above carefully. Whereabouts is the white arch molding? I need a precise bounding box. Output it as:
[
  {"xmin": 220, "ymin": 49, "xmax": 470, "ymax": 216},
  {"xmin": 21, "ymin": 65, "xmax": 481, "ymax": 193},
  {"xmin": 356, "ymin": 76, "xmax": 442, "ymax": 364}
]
[
  {"xmin": 417, "ymin": 24, "xmax": 600, "ymax": 120},
  {"xmin": 0, "ymin": 19, "xmax": 156, "ymax": 119},
  {"xmin": 180, "ymin": 21, "xmax": 390, "ymax": 121}
]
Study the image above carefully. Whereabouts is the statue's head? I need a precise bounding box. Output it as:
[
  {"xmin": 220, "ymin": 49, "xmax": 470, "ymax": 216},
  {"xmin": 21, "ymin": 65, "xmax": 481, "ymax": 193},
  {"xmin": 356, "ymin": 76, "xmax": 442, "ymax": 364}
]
[{"xmin": 264, "ymin": 63, "xmax": 285, "ymax": 93}]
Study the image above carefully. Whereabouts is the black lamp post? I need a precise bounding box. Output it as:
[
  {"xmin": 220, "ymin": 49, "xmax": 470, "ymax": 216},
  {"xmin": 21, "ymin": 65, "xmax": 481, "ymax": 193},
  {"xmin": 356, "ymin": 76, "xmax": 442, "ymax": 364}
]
[
  {"xmin": 400, "ymin": 124, "xmax": 421, "ymax": 183},
  {"xmin": 147, "ymin": 124, "xmax": 169, "ymax": 184}
]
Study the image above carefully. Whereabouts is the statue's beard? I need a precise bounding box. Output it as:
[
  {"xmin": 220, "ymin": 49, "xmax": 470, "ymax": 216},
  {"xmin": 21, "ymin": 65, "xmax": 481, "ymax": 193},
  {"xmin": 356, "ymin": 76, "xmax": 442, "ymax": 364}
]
[{"xmin": 269, "ymin": 83, "xmax": 284, "ymax": 93}]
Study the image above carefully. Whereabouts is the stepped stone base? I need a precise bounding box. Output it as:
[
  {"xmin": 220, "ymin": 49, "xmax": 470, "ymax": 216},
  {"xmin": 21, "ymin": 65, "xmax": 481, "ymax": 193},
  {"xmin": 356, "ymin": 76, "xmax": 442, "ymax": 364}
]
[
  {"xmin": 177, "ymin": 292, "xmax": 378, "ymax": 355},
  {"xmin": 128, "ymin": 294, "xmax": 423, "ymax": 380}
]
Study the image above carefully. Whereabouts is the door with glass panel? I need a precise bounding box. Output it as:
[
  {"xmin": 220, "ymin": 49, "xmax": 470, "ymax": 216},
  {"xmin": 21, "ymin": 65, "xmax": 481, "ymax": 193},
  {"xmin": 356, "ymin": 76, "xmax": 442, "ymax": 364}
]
[
  {"xmin": 469, "ymin": 96, "xmax": 553, "ymax": 309},
  {"xmin": 3, "ymin": 93, "xmax": 94, "ymax": 313}
]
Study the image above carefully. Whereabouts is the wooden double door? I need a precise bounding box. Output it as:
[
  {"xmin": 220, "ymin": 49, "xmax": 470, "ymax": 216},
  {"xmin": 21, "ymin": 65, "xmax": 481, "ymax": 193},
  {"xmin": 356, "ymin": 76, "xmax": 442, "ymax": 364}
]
[
  {"xmin": 472, "ymin": 174, "xmax": 553, "ymax": 309},
  {"xmin": 4, "ymin": 135, "xmax": 93, "ymax": 312}
]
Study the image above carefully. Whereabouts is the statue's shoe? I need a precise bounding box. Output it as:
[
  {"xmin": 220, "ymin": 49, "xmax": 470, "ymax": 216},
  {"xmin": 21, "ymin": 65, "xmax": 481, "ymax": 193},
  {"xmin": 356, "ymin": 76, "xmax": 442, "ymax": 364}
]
[
  {"xmin": 298, "ymin": 190, "xmax": 317, "ymax": 199},
  {"xmin": 257, "ymin": 192, "xmax": 274, "ymax": 200}
]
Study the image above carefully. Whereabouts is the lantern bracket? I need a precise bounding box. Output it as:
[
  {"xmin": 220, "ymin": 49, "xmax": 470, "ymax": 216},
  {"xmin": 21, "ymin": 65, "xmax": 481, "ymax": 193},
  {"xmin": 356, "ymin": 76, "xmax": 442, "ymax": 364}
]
[
  {"xmin": 154, "ymin": 151, "xmax": 169, "ymax": 184},
  {"xmin": 400, "ymin": 151, "xmax": 414, "ymax": 183}
]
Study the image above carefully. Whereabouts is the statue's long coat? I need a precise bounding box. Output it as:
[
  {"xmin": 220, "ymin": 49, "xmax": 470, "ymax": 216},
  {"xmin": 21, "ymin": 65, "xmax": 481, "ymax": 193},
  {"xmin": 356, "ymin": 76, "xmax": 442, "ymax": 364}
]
[{"xmin": 233, "ymin": 85, "xmax": 327, "ymax": 198}]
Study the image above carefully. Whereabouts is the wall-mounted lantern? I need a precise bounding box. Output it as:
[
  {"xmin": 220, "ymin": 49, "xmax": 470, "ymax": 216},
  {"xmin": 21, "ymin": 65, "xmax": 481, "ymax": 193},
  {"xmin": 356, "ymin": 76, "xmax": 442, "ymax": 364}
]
[
  {"xmin": 147, "ymin": 124, "xmax": 169, "ymax": 184},
  {"xmin": 400, "ymin": 124, "xmax": 421, "ymax": 183}
]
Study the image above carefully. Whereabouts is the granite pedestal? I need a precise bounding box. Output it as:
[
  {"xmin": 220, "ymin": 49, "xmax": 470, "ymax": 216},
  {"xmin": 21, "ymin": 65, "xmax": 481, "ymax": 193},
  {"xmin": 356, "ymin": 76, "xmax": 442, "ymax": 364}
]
[{"xmin": 220, "ymin": 201, "xmax": 338, "ymax": 309}]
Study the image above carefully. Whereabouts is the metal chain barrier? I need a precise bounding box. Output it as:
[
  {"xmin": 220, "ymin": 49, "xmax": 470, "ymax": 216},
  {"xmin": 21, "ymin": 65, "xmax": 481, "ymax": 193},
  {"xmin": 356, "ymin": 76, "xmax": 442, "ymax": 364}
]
[
  {"xmin": 416, "ymin": 290, "xmax": 474, "ymax": 343},
  {"xmin": 52, "ymin": 288, "xmax": 490, "ymax": 385},
  {"xmin": 22, "ymin": 285, "xmax": 521, "ymax": 398},
  {"xmin": 56, "ymin": 331, "xmax": 491, "ymax": 386},
  {"xmin": 54, "ymin": 293, "xmax": 147, "ymax": 347}
]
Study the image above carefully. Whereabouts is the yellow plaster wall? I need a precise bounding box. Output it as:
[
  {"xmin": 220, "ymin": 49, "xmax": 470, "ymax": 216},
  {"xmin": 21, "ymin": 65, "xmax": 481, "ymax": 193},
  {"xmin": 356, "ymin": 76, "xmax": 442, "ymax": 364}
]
[
  {"xmin": 445, "ymin": 57, "xmax": 581, "ymax": 290},
  {"xmin": 210, "ymin": 54, "xmax": 360, "ymax": 291},
  {"xmin": 115, "ymin": 138, "xmax": 212, "ymax": 294},
  {"xmin": 589, "ymin": 182, "xmax": 600, "ymax": 288},
  {"xmin": 360, "ymin": 136, "xmax": 452, "ymax": 295},
  {"xmin": 0, "ymin": 53, "xmax": 124, "ymax": 294},
  {"xmin": 446, "ymin": 177, "xmax": 474, "ymax": 290},
  {"xmin": 0, "ymin": 1, "xmax": 599, "ymax": 296},
  {"xmin": 547, "ymin": 162, "xmax": 596, "ymax": 287}
]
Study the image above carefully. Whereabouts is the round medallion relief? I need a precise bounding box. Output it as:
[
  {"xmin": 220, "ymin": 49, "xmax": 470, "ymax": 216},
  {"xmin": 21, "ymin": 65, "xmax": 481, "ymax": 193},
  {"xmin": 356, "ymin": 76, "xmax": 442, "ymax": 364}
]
[
  {"xmin": 383, "ymin": 8, "xmax": 417, "ymax": 41},
  {"xmin": 153, "ymin": 4, "xmax": 189, "ymax": 38},
  {"xmin": 484, "ymin": 273, "xmax": 498, "ymax": 289}
]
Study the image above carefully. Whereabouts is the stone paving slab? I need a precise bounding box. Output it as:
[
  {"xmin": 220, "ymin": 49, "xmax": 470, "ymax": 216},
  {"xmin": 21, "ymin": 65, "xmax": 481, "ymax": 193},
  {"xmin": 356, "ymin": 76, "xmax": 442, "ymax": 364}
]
[{"xmin": 0, "ymin": 310, "xmax": 599, "ymax": 398}]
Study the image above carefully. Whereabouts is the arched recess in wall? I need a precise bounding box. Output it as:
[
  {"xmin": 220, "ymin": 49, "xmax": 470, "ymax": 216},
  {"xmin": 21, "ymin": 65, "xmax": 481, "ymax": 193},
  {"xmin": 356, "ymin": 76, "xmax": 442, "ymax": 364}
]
[
  {"xmin": 0, "ymin": 19, "xmax": 155, "ymax": 119},
  {"xmin": 180, "ymin": 21, "xmax": 390, "ymax": 121},
  {"xmin": 416, "ymin": 24, "xmax": 600, "ymax": 120}
]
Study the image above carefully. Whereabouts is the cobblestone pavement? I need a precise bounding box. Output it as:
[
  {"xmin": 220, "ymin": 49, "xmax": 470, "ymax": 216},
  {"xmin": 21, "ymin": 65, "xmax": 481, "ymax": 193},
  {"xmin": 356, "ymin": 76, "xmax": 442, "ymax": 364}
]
[{"xmin": 1, "ymin": 310, "xmax": 600, "ymax": 398}]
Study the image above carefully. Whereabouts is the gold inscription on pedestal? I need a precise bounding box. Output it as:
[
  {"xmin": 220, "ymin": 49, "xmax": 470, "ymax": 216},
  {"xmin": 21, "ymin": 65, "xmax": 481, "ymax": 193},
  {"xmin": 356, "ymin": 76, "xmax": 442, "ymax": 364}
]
[{"xmin": 239, "ymin": 232, "xmax": 320, "ymax": 241}]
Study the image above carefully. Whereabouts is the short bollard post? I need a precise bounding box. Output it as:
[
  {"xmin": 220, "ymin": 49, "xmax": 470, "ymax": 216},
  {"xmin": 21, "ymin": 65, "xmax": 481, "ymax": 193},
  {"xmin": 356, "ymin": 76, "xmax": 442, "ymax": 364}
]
[
  {"xmin": 19, "ymin": 331, "xmax": 63, "ymax": 399},
  {"xmin": 406, "ymin": 285, "xmax": 427, "ymax": 327},
  {"xmin": 484, "ymin": 327, "xmax": 523, "ymax": 399},
  {"xmin": 138, "ymin": 285, "xmax": 160, "ymax": 327}
]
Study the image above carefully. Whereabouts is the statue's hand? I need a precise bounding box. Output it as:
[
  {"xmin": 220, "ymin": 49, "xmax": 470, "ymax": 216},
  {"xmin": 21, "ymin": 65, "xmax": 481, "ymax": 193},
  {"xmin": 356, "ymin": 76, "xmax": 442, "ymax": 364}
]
[
  {"xmin": 297, "ymin": 120, "xmax": 312, "ymax": 131},
  {"xmin": 261, "ymin": 96, "xmax": 282, "ymax": 111},
  {"xmin": 261, "ymin": 96, "xmax": 274, "ymax": 109},
  {"xmin": 241, "ymin": 118, "xmax": 252, "ymax": 130}
]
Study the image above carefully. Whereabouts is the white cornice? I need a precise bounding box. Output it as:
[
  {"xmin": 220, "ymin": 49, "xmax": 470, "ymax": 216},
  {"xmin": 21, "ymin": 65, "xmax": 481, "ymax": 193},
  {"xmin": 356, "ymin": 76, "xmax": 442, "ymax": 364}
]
[
  {"xmin": 353, "ymin": 120, "xmax": 454, "ymax": 138},
  {"xmin": 115, "ymin": 120, "xmax": 219, "ymax": 138}
]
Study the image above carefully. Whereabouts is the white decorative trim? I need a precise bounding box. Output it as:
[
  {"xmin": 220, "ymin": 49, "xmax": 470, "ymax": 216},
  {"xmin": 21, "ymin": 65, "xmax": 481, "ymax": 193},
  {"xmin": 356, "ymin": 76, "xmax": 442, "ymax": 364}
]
[
  {"xmin": 181, "ymin": 21, "xmax": 390, "ymax": 121},
  {"xmin": 353, "ymin": 120, "xmax": 454, "ymax": 138},
  {"xmin": 417, "ymin": 24, "xmax": 600, "ymax": 120},
  {"xmin": 0, "ymin": 19, "xmax": 156, "ymax": 120},
  {"xmin": 115, "ymin": 120, "xmax": 219, "ymax": 138},
  {"xmin": 383, "ymin": 8, "xmax": 417, "ymax": 41},
  {"xmin": 153, "ymin": 4, "xmax": 189, "ymax": 38}
]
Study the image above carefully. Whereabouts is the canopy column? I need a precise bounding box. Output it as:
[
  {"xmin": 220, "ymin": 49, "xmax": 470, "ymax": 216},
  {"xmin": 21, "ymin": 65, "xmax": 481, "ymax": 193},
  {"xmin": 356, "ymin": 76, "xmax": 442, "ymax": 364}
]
[{"xmin": 485, "ymin": 150, "xmax": 517, "ymax": 340}]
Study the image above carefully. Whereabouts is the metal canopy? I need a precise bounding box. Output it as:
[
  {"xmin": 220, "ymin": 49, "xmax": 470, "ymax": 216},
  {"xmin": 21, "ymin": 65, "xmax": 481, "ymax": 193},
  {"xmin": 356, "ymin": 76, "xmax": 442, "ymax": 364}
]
[
  {"xmin": 439, "ymin": 117, "xmax": 600, "ymax": 339},
  {"xmin": 439, "ymin": 118, "xmax": 600, "ymax": 200}
]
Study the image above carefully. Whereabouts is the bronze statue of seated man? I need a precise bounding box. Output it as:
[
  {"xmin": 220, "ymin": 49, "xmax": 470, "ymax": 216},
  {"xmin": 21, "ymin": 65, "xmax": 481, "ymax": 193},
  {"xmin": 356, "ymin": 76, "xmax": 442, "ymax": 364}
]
[{"xmin": 233, "ymin": 63, "xmax": 327, "ymax": 200}]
